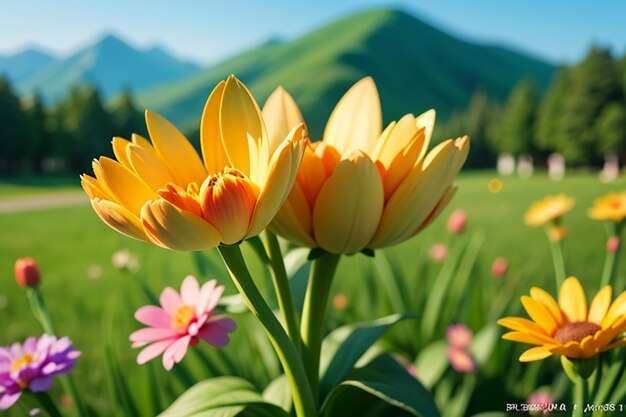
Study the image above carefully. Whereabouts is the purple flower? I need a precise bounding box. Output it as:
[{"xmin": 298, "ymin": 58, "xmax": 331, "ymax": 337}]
[{"xmin": 0, "ymin": 334, "xmax": 81, "ymax": 410}]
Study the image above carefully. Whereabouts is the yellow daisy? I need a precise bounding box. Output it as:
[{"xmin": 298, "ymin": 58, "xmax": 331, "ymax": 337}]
[
  {"xmin": 498, "ymin": 277, "xmax": 626, "ymax": 362},
  {"xmin": 588, "ymin": 191, "xmax": 626, "ymax": 223},
  {"xmin": 524, "ymin": 194, "xmax": 575, "ymax": 227}
]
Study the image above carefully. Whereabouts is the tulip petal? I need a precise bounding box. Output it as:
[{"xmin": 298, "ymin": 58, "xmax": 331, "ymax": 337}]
[
  {"xmin": 141, "ymin": 200, "xmax": 222, "ymax": 251},
  {"xmin": 268, "ymin": 183, "xmax": 317, "ymax": 247},
  {"xmin": 145, "ymin": 110, "xmax": 207, "ymax": 186},
  {"xmin": 127, "ymin": 143, "xmax": 177, "ymax": 191},
  {"xmin": 263, "ymin": 86, "xmax": 305, "ymax": 156},
  {"xmin": 312, "ymin": 151, "xmax": 384, "ymax": 254},
  {"xmin": 200, "ymin": 80, "xmax": 231, "ymax": 175},
  {"xmin": 558, "ymin": 277, "xmax": 587, "ymax": 322},
  {"xmin": 247, "ymin": 125, "xmax": 306, "ymax": 238},
  {"xmin": 93, "ymin": 157, "xmax": 156, "ymax": 215},
  {"xmin": 416, "ymin": 109, "xmax": 436, "ymax": 160},
  {"xmin": 80, "ymin": 174, "xmax": 111, "ymax": 200},
  {"xmin": 91, "ymin": 199, "xmax": 148, "ymax": 241},
  {"xmin": 219, "ymin": 76, "xmax": 266, "ymax": 177},
  {"xmin": 413, "ymin": 186, "xmax": 456, "ymax": 235},
  {"xmin": 369, "ymin": 137, "xmax": 469, "ymax": 248},
  {"xmin": 323, "ymin": 77, "xmax": 382, "ymax": 155}
]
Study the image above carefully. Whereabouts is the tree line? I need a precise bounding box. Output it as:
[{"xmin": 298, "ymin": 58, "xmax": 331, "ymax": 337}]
[
  {"xmin": 435, "ymin": 46, "xmax": 626, "ymax": 168},
  {"xmin": 1, "ymin": 45, "xmax": 625, "ymax": 176}
]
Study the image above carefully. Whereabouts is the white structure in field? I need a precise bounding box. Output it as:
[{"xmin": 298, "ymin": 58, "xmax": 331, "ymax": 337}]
[
  {"xmin": 548, "ymin": 153, "xmax": 565, "ymax": 181},
  {"xmin": 517, "ymin": 154, "xmax": 533, "ymax": 179},
  {"xmin": 600, "ymin": 154, "xmax": 620, "ymax": 183},
  {"xmin": 497, "ymin": 153, "xmax": 515, "ymax": 176}
]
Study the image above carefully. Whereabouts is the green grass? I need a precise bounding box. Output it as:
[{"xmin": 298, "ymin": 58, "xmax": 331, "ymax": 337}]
[
  {"xmin": 1, "ymin": 171, "xmax": 625, "ymax": 415},
  {"xmin": 0, "ymin": 176, "xmax": 79, "ymax": 199}
]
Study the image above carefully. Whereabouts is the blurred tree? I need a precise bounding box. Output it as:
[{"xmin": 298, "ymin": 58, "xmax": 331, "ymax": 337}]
[
  {"xmin": 534, "ymin": 69, "xmax": 570, "ymax": 154},
  {"xmin": 595, "ymin": 102, "xmax": 626, "ymax": 157},
  {"xmin": 493, "ymin": 79, "xmax": 538, "ymax": 155},
  {"xmin": 462, "ymin": 90, "xmax": 500, "ymax": 168},
  {"xmin": 23, "ymin": 94, "xmax": 53, "ymax": 173},
  {"xmin": 58, "ymin": 85, "xmax": 115, "ymax": 171},
  {"xmin": 109, "ymin": 89, "xmax": 147, "ymax": 139},
  {"xmin": 0, "ymin": 76, "xmax": 29, "ymax": 173},
  {"xmin": 556, "ymin": 47, "xmax": 624, "ymax": 164}
]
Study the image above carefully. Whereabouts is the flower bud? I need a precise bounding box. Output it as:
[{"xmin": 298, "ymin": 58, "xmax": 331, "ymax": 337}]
[
  {"xmin": 546, "ymin": 225, "xmax": 568, "ymax": 242},
  {"xmin": 447, "ymin": 209, "xmax": 467, "ymax": 234},
  {"xmin": 607, "ymin": 235, "xmax": 620, "ymax": 253},
  {"xmin": 429, "ymin": 243, "xmax": 448, "ymax": 262},
  {"xmin": 491, "ymin": 257, "xmax": 509, "ymax": 278},
  {"xmin": 14, "ymin": 258, "xmax": 40, "ymax": 288},
  {"xmin": 561, "ymin": 355, "xmax": 598, "ymax": 381}
]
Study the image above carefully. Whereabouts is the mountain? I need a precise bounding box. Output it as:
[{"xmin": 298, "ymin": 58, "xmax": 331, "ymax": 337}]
[
  {"xmin": 138, "ymin": 8, "xmax": 556, "ymax": 138},
  {"xmin": 17, "ymin": 34, "xmax": 199, "ymax": 102},
  {"xmin": 0, "ymin": 48, "xmax": 56, "ymax": 83}
]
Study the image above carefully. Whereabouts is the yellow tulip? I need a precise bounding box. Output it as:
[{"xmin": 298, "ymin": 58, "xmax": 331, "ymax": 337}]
[
  {"xmin": 81, "ymin": 75, "xmax": 306, "ymax": 251},
  {"xmin": 264, "ymin": 78, "xmax": 469, "ymax": 254}
]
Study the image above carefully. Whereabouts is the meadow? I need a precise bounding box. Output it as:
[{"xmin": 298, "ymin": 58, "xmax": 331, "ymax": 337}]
[{"xmin": 1, "ymin": 171, "xmax": 625, "ymax": 416}]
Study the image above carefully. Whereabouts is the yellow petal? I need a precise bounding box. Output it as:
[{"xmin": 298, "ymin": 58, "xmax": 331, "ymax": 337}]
[
  {"xmin": 558, "ymin": 276, "xmax": 587, "ymax": 322},
  {"xmin": 111, "ymin": 137, "xmax": 133, "ymax": 169},
  {"xmin": 91, "ymin": 198, "xmax": 147, "ymax": 241},
  {"xmin": 81, "ymin": 174, "xmax": 111, "ymax": 200},
  {"xmin": 415, "ymin": 109, "xmax": 436, "ymax": 161},
  {"xmin": 502, "ymin": 331, "xmax": 553, "ymax": 345},
  {"xmin": 602, "ymin": 338, "xmax": 626, "ymax": 352},
  {"xmin": 521, "ymin": 296, "xmax": 559, "ymax": 334},
  {"xmin": 93, "ymin": 157, "xmax": 156, "ymax": 215},
  {"xmin": 369, "ymin": 137, "xmax": 469, "ymax": 248},
  {"xmin": 263, "ymin": 86, "xmax": 305, "ymax": 156},
  {"xmin": 588, "ymin": 285, "xmax": 612, "ymax": 324},
  {"xmin": 145, "ymin": 110, "xmax": 207, "ymax": 186},
  {"xmin": 247, "ymin": 125, "xmax": 306, "ymax": 238},
  {"xmin": 519, "ymin": 347, "xmax": 552, "ymax": 362},
  {"xmin": 371, "ymin": 114, "xmax": 419, "ymax": 167},
  {"xmin": 412, "ymin": 186, "xmax": 456, "ymax": 236},
  {"xmin": 200, "ymin": 80, "xmax": 231, "ymax": 175},
  {"xmin": 497, "ymin": 317, "xmax": 552, "ymax": 337},
  {"xmin": 602, "ymin": 291, "xmax": 626, "ymax": 328},
  {"xmin": 323, "ymin": 77, "xmax": 382, "ymax": 155},
  {"xmin": 269, "ymin": 184, "xmax": 317, "ymax": 247},
  {"xmin": 219, "ymin": 75, "xmax": 266, "ymax": 176},
  {"xmin": 312, "ymin": 151, "xmax": 383, "ymax": 254},
  {"xmin": 141, "ymin": 199, "xmax": 222, "ymax": 251},
  {"xmin": 530, "ymin": 287, "xmax": 564, "ymax": 325},
  {"xmin": 127, "ymin": 143, "xmax": 177, "ymax": 191},
  {"xmin": 131, "ymin": 133, "xmax": 152, "ymax": 150}
]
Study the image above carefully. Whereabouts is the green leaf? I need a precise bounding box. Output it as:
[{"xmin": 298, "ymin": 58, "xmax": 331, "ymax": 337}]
[
  {"xmin": 263, "ymin": 375, "xmax": 292, "ymax": 412},
  {"xmin": 158, "ymin": 377, "xmax": 289, "ymax": 417},
  {"xmin": 320, "ymin": 314, "xmax": 416, "ymax": 399},
  {"xmin": 415, "ymin": 340, "xmax": 449, "ymax": 388},
  {"xmin": 441, "ymin": 374, "xmax": 476, "ymax": 417},
  {"xmin": 468, "ymin": 323, "xmax": 499, "ymax": 367},
  {"xmin": 322, "ymin": 354, "xmax": 440, "ymax": 417}
]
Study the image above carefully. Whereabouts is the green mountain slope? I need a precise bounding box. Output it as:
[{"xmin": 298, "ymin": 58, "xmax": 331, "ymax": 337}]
[
  {"xmin": 139, "ymin": 8, "xmax": 556, "ymax": 138},
  {"xmin": 18, "ymin": 34, "xmax": 199, "ymax": 102},
  {"xmin": 0, "ymin": 48, "xmax": 56, "ymax": 84}
]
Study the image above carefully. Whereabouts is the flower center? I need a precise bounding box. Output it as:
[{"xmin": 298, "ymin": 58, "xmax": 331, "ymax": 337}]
[
  {"xmin": 11, "ymin": 353, "xmax": 34, "ymax": 372},
  {"xmin": 172, "ymin": 305, "xmax": 195, "ymax": 331},
  {"xmin": 554, "ymin": 321, "xmax": 601, "ymax": 344}
]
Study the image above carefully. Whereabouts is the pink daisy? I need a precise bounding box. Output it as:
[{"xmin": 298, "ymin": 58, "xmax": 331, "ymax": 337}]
[{"xmin": 130, "ymin": 275, "xmax": 236, "ymax": 370}]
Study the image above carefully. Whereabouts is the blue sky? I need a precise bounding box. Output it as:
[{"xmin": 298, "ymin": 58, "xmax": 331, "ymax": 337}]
[{"xmin": 1, "ymin": 0, "xmax": 625, "ymax": 64}]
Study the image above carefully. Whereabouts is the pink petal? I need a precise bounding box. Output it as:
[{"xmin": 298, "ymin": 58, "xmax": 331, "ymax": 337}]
[
  {"xmin": 205, "ymin": 285, "xmax": 225, "ymax": 314},
  {"xmin": 196, "ymin": 280, "xmax": 217, "ymax": 313},
  {"xmin": 181, "ymin": 275, "xmax": 200, "ymax": 306},
  {"xmin": 0, "ymin": 392, "xmax": 21, "ymax": 410},
  {"xmin": 162, "ymin": 336, "xmax": 190, "ymax": 370},
  {"xmin": 130, "ymin": 328, "xmax": 179, "ymax": 343},
  {"xmin": 135, "ymin": 306, "xmax": 172, "ymax": 328},
  {"xmin": 160, "ymin": 287, "xmax": 183, "ymax": 315},
  {"xmin": 137, "ymin": 340, "xmax": 174, "ymax": 365}
]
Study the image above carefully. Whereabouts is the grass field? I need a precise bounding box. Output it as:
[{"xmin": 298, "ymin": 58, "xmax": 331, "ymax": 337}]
[{"xmin": 1, "ymin": 171, "xmax": 625, "ymax": 415}]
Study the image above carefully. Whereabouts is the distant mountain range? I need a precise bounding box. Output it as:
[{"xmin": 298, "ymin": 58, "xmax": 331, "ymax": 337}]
[
  {"xmin": 0, "ymin": 34, "xmax": 199, "ymax": 101},
  {"xmin": 1, "ymin": 8, "xmax": 556, "ymax": 137},
  {"xmin": 137, "ymin": 8, "xmax": 556, "ymax": 136}
]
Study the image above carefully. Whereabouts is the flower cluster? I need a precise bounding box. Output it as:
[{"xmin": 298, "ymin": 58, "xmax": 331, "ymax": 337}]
[{"xmin": 445, "ymin": 324, "xmax": 475, "ymax": 373}]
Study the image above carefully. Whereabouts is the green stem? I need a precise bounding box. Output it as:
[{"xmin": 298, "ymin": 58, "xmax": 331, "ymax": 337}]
[
  {"xmin": 601, "ymin": 223, "xmax": 621, "ymax": 289},
  {"xmin": 27, "ymin": 288, "xmax": 89, "ymax": 417},
  {"xmin": 264, "ymin": 231, "xmax": 302, "ymax": 352},
  {"xmin": 30, "ymin": 391, "xmax": 63, "ymax": 417},
  {"xmin": 548, "ymin": 236, "xmax": 567, "ymax": 289},
  {"xmin": 573, "ymin": 377, "xmax": 588, "ymax": 417},
  {"xmin": 300, "ymin": 251, "xmax": 341, "ymax": 404},
  {"xmin": 217, "ymin": 245, "xmax": 316, "ymax": 417}
]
